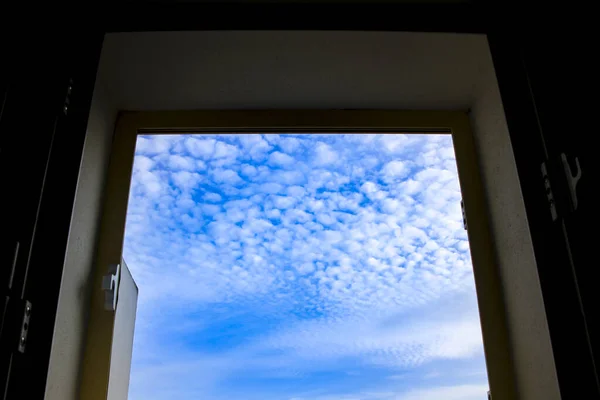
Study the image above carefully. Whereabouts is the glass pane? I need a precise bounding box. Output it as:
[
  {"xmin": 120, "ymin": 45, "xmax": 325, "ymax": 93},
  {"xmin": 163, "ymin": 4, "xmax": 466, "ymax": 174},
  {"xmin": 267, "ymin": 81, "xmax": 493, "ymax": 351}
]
[
  {"xmin": 108, "ymin": 260, "xmax": 138, "ymax": 400},
  {"xmin": 124, "ymin": 134, "xmax": 489, "ymax": 400}
]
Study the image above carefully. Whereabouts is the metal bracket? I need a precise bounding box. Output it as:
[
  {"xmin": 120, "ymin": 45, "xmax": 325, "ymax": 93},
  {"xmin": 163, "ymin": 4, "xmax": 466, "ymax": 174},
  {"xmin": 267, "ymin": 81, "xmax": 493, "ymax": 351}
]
[
  {"xmin": 102, "ymin": 263, "xmax": 121, "ymax": 311},
  {"xmin": 541, "ymin": 161, "xmax": 558, "ymax": 221},
  {"xmin": 560, "ymin": 153, "xmax": 582, "ymax": 212},
  {"xmin": 18, "ymin": 301, "xmax": 32, "ymax": 353}
]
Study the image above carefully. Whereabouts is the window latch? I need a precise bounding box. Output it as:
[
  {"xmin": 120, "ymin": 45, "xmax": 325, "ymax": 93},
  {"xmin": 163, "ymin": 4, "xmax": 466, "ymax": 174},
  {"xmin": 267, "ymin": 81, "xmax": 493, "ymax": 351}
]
[{"xmin": 102, "ymin": 263, "xmax": 121, "ymax": 311}]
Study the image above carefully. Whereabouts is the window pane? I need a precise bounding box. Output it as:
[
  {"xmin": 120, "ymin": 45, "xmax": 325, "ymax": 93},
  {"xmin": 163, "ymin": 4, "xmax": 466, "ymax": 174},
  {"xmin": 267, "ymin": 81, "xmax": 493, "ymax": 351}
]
[{"xmin": 124, "ymin": 134, "xmax": 489, "ymax": 400}]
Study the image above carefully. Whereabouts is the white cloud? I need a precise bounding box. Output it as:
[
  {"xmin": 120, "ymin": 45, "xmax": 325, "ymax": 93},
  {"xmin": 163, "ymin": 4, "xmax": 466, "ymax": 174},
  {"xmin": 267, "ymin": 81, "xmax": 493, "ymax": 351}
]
[
  {"xmin": 258, "ymin": 182, "xmax": 284, "ymax": 194},
  {"xmin": 133, "ymin": 155, "xmax": 155, "ymax": 172},
  {"xmin": 268, "ymin": 151, "xmax": 295, "ymax": 167},
  {"xmin": 278, "ymin": 136, "xmax": 301, "ymax": 153},
  {"xmin": 171, "ymin": 171, "xmax": 202, "ymax": 190},
  {"xmin": 272, "ymin": 170, "xmax": 305, "ymax": 185},
  {"xmin": 204, "ymin": 192, "xmax": 222, "ymax": 202},
  {"xmin": 381, "ymin": 198, "xmax": 403, "ymax": 214},
  {"xmin": 266, "ymin": 209, "xmax": 281, "ymax": 219},
  {"xmin": 307, "ymin": 170, "xmax": 349, "ymax": 192},
  {"xmin": 212, "ymin": 169, "xmax": 242, "ymax": 185},
  {"xmin": 415, "ymin": 167, "xmax": 455, "ymax": 184},
  {"xmin": 136, "ymin": 136, "xmax": 173, "ymax": 155},
  {"xmin": 238, "ymin": 135, "xmax": 272, "ymax": 160},
  {"xmin": 360, "ymin": 181, "xmax": 378, "ymax": 194},
  {"xmin": 314, "ymin": 142, "xmax": 338, "ymax": 166},
  {"xmin": 321, "ymin": 230, "xmax": 343, "ymax": 244},
  {"xmin": 213, "ymin": 141, "xmax": 239, "ymax": 159},
  {"xmin": 382, "ymin": 160, "xmax": 409, "ymax": 181},
  {"xmin": 399, "ymin": 179, "xmax": 422, "ymax": 195},
  {"xmin": 202, "ymin": 204, "xmax": 221, "ymax": 216},
  {"xmin": 168, "ymin": 155, "xmax": 196, "ymax": 171},
  {"xmin": 272, "ymin": 195, "xmax": 296, "ymax": 209},
  {"xmin": 241, "ymin": 164, "xmax": 258, "ymax": 177},
  {"xmin": 295, "ymin": 262, "xmax": 316, "ymax": 275},
  {"xmin": 287, "ymin": 185, "xmax": 305, "ymax": 198},
  {"xmin": 185, "ymin": 138, "xmax": 216, "ymax": 158},
  {"xmin": 224, "ymin": 199, "xmax": 253, "ymax": 210}
]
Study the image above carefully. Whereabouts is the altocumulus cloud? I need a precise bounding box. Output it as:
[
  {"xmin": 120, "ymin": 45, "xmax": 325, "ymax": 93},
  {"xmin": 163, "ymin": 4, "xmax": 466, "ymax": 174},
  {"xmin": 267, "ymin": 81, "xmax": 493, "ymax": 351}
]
[{"xmin": 123, "ymin": 134, "xmax": 489, "ymax": 400}]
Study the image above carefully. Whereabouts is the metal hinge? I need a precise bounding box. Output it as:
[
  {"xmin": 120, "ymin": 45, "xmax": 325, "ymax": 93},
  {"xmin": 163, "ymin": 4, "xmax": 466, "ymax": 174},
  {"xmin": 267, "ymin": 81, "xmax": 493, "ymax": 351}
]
[
  {"xmin": 461, "ymin": 199, "xmax": 468, "ymax": 230},
  {"xmin": 487, "ymin": 390, "xmax": 492, "ymax": 400},
  {"xmin": 541, "ymin": 153, "xmax": 582, "ymax": 222},
  {"xmin": 541, "ymin": 161, "xmax": 558, "ymax": 221},
  {"xmin": 62, "ymin": 78, "xmax": 73, "ymax": 115},
  {"xmin": 17, "ymin": 301, "xmax": 32, "ymax": 353},
  {"xmin": 102, "ymin": 263, "xmax": 121, "ymax": 311}
]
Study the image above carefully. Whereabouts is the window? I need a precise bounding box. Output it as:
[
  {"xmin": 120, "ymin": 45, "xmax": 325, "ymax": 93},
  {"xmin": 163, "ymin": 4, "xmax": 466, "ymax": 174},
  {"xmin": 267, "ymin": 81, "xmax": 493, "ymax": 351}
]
[{"xmin": 80, "ymin": 111, "xmax": 507, "ymax": 400}]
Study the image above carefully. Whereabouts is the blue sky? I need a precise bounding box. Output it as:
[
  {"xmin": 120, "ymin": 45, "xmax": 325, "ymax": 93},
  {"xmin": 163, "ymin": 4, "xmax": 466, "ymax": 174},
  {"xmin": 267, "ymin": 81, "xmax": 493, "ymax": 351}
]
[{"xmin": 123, "ymin": 134, "xmax": 488, "ymax": 400}]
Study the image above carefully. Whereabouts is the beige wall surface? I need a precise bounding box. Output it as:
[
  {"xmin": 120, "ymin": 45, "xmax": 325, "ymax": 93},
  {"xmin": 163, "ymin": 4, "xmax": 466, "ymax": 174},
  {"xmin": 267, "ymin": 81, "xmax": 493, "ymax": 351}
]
[
  {"xmin": 100, "ymin": 31, "xmax": 490, "ymax": 110},
  {"xmin": 469, "ymin": 40, "xmax": 560, "ymax": 400},
  {"xmin": 44, "ymin": 78, "xmax": 117, "ymax": 400}
]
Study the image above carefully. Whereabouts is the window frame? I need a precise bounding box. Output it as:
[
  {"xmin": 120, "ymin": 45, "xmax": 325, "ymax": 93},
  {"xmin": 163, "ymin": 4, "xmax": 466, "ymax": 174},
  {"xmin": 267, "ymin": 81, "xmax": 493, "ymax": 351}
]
[{"xmin": 79, "ymin": 110, "xmax": 516, "ymax": 400}]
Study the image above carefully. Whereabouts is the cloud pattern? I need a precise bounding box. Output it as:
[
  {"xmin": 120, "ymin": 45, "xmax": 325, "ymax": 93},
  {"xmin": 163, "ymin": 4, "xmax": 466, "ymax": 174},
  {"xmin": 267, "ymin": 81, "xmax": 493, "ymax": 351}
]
[{"xmin": 123, "ymin": 134, "xmax": 488, "ymax": 400}]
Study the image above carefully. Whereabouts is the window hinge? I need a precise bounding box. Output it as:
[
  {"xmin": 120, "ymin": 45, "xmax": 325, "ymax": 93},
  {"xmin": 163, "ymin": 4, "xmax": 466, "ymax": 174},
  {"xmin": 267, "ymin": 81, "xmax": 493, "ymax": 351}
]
[
  {"xmin": 541, "ymin": 153, "xmax": 582, "ymax": 222},
  {"xmin": 17, "ymin": 300, "xmax": 32, "ymax": 353},
  {"xmin": 461, "ymin": 199, "xmax": 468, "ymax": 230},
  {"xmin": 62, "ymin": 78, "xmax": 73, "ymax": 115},
  {"xmin": 487, "ymin": 390, "xmax": 492, "ymax": 400},
  {"xmin": 102, "ymin": 263, "xmax": 121, "ymax": 311},
  {"xmin": 541, "ymin": 161, "xmax": 558, "ymax": 221}
]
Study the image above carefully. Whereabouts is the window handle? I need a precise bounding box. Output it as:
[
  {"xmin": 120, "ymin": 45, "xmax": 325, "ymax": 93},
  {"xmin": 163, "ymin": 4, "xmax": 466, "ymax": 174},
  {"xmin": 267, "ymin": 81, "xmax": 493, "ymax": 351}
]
[
  {"xmin": 561, "ymin": 153, "xmax": 582, "ymax": 211},
  {"xmin": 102, "ymin": 263, "xmax": 121, "ymax": 311}
]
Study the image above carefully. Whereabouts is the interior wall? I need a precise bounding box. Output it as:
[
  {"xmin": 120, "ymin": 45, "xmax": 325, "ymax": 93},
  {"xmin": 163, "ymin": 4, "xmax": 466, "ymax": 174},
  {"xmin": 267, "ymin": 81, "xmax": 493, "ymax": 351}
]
[
  {"xmin": 45, "ymin": 30, "xmax": 561, "ymax": 400},
  {"xmin": 99, "ymin": 31, "xmax": 490, "ymax": 110},
  {"xmin": 469, "ymin": 41, "xmax": 560, "ymax": 400},
  {"xmin": 44, "ymin": 77, "xmax": 117, "ymax": 400}
]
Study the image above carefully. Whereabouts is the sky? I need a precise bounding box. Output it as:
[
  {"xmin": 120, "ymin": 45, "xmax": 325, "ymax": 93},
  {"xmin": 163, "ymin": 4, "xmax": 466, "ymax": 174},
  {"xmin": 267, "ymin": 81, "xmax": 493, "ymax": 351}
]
[{"xmin": 122, "ymin": 133, "xmax": 489, "ymax": 400}]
